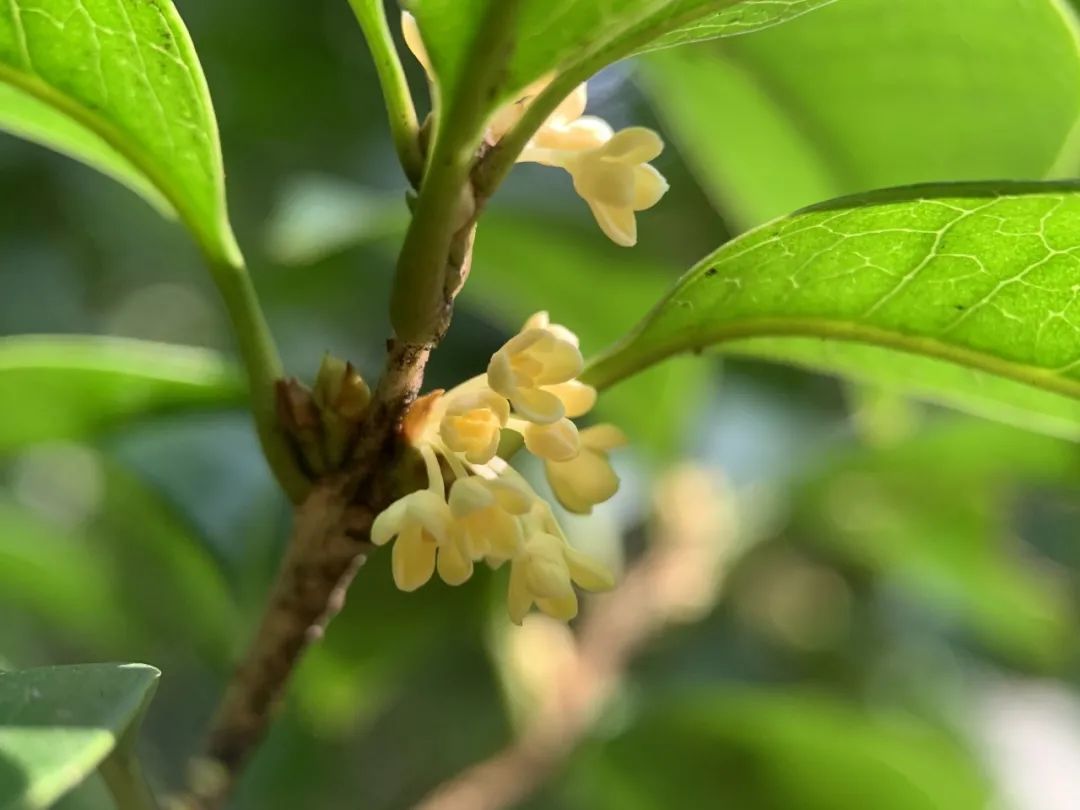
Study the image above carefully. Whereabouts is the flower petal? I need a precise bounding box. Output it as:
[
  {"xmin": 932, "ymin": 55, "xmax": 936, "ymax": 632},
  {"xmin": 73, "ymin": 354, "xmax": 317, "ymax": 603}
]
[
  {"xmin": 581, "ymin": 423, "xmax": 629, "ymax": 451},
  {"xmin": 510, "ymin": 387, "xmax": 566, "ymax": 424},
  {"xmin": 632, "ymin": 164, "xmax": 669, "ymax": 211},
  {"xmin": 601, "ymin": 126, "xmax": 664, "ymax": 163},
  {"xmin": 565, "ymin": 545, "xmax": 615, "ymax": 592},
  {"xmin": 448, "ymin": 477, "xmax": 494, "ymax": 517},
  {"xmin": 371, "ymin": 497, "xmax": 408, "ymax": 546},
  {"xmin": 545, "ymin": 380, "xmax": 597, "ymax": 418},
  {"xmin": 587, "ymin": 200, "xmax": 637, "ymax": 248},
  {"xmin": 437, "ymin": 538, "xmax": 474, "ymax": 586},
  {"xmin": 507, "ymin": 559, "xmax": 534, "ymax": 624},
  {"xmin": 537, "ymin": 592, "xmax": 579, "ymax": 622},
  {"xmin": 524, "ymin": 418, "xmax": 581, "ymax": 462},
  {"xmin": 400, "ymin": 12, "xmax": 432, "ymax": 75},
  {"xmin": 545, "ymin": 449, "xmax": 620, "ymax": 514},
  {"xmin": 573, "ymin": 159, "xmax": 635, "ymax": 208},
  {"xmin": 392, "ymin": 525, "xmax": 436, "ymax": 592}
]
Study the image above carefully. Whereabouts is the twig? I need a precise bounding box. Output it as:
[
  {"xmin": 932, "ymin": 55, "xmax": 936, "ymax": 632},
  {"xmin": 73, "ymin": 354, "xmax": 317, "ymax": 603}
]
[{"xmin": 414, "ymin": 468, "xmax": 735, "ymax": 810}]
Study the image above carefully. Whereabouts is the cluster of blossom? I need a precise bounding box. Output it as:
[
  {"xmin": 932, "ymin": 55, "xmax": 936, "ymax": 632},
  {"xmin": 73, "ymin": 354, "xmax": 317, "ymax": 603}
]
[
  {"xmin": 401, "ymin": 12, "xmax": 669, "ymax": 246},
  {"xmin": 372, "ymin": 313, "xmax": 624, "ymax": 622}
]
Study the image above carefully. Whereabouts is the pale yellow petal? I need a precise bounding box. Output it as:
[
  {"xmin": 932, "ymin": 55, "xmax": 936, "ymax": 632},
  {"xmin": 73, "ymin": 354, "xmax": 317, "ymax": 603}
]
[
  {"xmin": 486, "ymin": 349, "xmax": 517, "ymax": 397},
  {"xmin": 523, "ymin": 311, "xmax": 550, "ymax": 331},
  {"xmin": 448, "ymin": 477, "xmax": 494, "ymax": 517},
  {"xmin": 507, "ymin": 559, "xmax": 534, "ymax": 624},
  {"xmin": 545, "ymin": 449, "xmax": 620, "ymax": 514},
  {"xmin": 485, "ymin": 509, "xmax": 524, "ymax": 561},
  {"xmin": 601, "ymin": 127, "xmax": 663, "ymax": 163},
  {"xmin": 400, "ymin": 12, "xmax": 432, "ymax": 75},
  {"xmin": 565, "ymin": 545, "xmax": 615, "ymax": 592},
  {"xmin": 537, "ymin": 591, "xmax": 579, "ymax": 622},
  {"xmin": 548, "ymin": 83, "xmax": 587, "ymax": 126},
  {"xmin": 524, "ymin": 418, "xmax": 581, "ymax": 462},
  {"xmin": 392, "ymin": 525, "xmax": 436, "ymax": 592},
  {"xmin": 545, "ymin": 380, "xmax": 597, "ymax": 418},
  {"xmin": 488, "ymin": 477, "xmax": 535, "ymax": 514},
  {"xmin": 437, "ymin": 538, "xmax": 474, "ymax": 586},
  {"xmin": 573, "ymin": 160, "xmax": 635, "ymax": 208},
  {"xmin": 409, "ymin": 490, "xmax": 453, "ymax": 544},
  {"xmin": 510, "ymin": 387, "xmax": 565, "ymax": 424},
  {"xmin": 587, "ymin": 200, "xmax": 637, "ymax": 248},
  {"xmin": 632, "ymin": 164, "xmax": 669, "ymax": 211},
  {"xmin": 371, "ymin": 497, "xmax": 408, "ymax": 546},
  {"xmin": 530, "ymin": 333, "xmax": 584, "ymax": 385},
  {"xmin": 581, "ymin": 423, "xmax": 629, "ymax": 451},
  {"xmin": 534, "ymin": 116, "xmax": 612, "ymax": 151}
]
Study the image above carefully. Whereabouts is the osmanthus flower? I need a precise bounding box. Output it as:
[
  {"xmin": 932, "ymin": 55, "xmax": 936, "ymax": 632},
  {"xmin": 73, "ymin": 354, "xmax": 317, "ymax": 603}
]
[
  {"xmin": 371, "ymin": 312, "xmax": 623, "ymax": 622},
  {"xmin": 398, "ymin": 13, "xmax": 668, "ymax": 246}
]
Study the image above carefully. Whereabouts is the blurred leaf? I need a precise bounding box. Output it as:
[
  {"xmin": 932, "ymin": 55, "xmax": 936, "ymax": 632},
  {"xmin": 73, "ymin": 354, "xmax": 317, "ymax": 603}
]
[
  {"xmin": 0, "ymin": 0, "xmax": 240, "ymax": 261},
  {"xmin": 0, "ymin": 459, "xmax": 239, "ymax": 665},
  {"xmin": 795, "ymin": 420, "xmax": 1079, "ymax": 663},
  {"xmin": 263, "ymin": 176, "xmax": 408, "ymax": 265},
  {"xmin": 575, "ymin": 689, "xmax": 990, "ymax": 810},
  {"xmin": 642, "ymin": 0, "xmax": 1080, "ymax": 230},
  {"xmin": 0, "ymin": 663, "xmax": 159, "ymax": 810},
  {"xmin": 585, "ymin": 183, "xmax": 1080, "ymax": 440},
  {"xmin": 0, "ymin": 335, "xmax": 244, "ymax": 453},
  {"xmin": 408, "ymin": 0, "xmax": 836, "ymax": 121}
]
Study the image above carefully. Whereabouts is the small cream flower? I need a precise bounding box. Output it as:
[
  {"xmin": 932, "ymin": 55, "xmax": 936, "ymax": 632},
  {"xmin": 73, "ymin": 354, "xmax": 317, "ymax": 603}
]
[
  {"xmin": 448, "ymin": 476, "xmax": 532, "ymax": 562},
  {"xmin": 370, "ymin": 446, "xmax": 464, "ymax": 589},
  {"xmin": 439, "ymin": 389, "xmax": 510, "ymax": 464},
  {"xmin": 544, "ymin": 424, "xmax": 627, "ymax": 514},
  {"xmin": 400, "ymin": 12, "xmax": 431, "ymax": 74},
  {"xmin": 506, "ymin": 530, "xmax": 614, "ymax": 624},
  {"xmin": 559, "ymin": 127, "xmax": 669, "ymax": 247},
  {"xmin": 522, "ymin": 418, "xmax": 580, "ymax": 462},
  {"xmin": 487, "ymin": 325, "xmax": 584, "ymax": 424}
]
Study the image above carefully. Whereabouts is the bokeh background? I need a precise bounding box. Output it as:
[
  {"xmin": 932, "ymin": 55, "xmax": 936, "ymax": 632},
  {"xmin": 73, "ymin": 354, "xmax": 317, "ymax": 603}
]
[{"xmin": 3, "ymin": 0, "xmax": 1080, "ymax": 808}]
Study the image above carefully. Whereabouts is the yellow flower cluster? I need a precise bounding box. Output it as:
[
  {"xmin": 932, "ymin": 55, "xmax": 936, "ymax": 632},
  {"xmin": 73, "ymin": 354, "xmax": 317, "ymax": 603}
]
[
  {"xmin": 371, "ymin": 313, "xmax": 624, "ymax": 623},
  {"xmin": 401, "ymin": 13, "xmax": 669, "ymax": 246}
]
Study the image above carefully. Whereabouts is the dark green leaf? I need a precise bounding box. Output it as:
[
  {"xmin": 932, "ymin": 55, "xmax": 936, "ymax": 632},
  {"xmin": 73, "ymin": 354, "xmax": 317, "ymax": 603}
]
[{"xmin": 0, "ymin": 663, "xmax": 159, "ymax": 810}]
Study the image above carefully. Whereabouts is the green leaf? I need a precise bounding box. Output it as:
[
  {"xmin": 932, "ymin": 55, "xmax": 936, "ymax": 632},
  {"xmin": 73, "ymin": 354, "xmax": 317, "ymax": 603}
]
[
  {"xmin": 407, "ymin": 0, "xmax": 836, "ymax": 120},
  {"xmin": 584, "ymin": 183, "xmax": 1080, "ymax": 440},
  {"xmin": 0, "ymin": 335, "xmax": 245, "ymax": 453},
  {"xmin": 0, "ymin": 460, "xmax": 240, "ymax": 666},
  {"xmin": 641, "ymin": 0, "xmax": 1080, "ymax": 230},
  {"xmin": 577, "ymin": 689, "xmax": 990, "ymax": 810},
  {"xmin": 0, "ymin": 0, "xmax": 239, "ymax": 262},
  {"xmin": 797, "ymin": 420, "xmax": 1079, "ymax": 663},
  {"xmin": 0, "ymin": 663, "xmax": 159, "ymax": 810}
]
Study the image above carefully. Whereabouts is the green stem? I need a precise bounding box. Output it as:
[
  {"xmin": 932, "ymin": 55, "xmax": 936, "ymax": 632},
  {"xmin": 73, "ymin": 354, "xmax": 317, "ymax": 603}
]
[
  {"xmin": 205, "ymin": 253, "xmax": 311, "ymax": 503},
  {"xmin": 390, "ymin": 0, "xmax": 523, "ymax": 342},
  {"xmin": 348, "ymin": 0, "xmax": 424, "ymax": 186},
  {"xmin": 100, "ymin": 748, "xmax": 160, "ymax": 810}
]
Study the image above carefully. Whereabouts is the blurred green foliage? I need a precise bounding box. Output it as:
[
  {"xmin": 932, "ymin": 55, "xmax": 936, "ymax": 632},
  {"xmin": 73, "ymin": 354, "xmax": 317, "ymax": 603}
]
[{"xmin": 1, "ymin": 0, "xmax": 1079, "ymax": 809}]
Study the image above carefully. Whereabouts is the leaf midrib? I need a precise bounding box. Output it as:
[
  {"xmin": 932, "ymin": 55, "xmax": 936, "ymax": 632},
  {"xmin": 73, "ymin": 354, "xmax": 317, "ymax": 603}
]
[{"xmin": 583, "ymin": 314, "xmax": 1080, "ymax": 399}]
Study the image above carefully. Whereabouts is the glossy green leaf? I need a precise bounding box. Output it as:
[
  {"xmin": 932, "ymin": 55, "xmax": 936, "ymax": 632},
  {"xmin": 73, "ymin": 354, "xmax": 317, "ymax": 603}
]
[
  {"xmin": 641, "ymin": 0, "xmax": 1080, "ymax": 230},
  {"xmin": 0, "ymin": 0, "xmax": 239, "ymax": 261},
  {"xmin": 407, "ymin": 0, "xmax": 836, "ymax": 121},
  {"xmin": 0, "ymin": 663, "xmax": 159, "ymax": 810},
  {"xmin": 579, "ymin": 689, "xmax": 990, "ymax": 810},
  {"xmin": 0, "ymin": 335, "xmax": 245, "ymax": 453},
  {"xmin": 585, "ymin": 183, "xmax": 1080, "ymax": 439}
]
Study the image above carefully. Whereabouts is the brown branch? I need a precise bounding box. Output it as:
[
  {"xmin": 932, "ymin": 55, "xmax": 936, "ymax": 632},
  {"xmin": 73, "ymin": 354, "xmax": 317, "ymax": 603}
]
[{"xmin": 414, "ymin": 468, "xmax": 735, "ymax": 810}]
